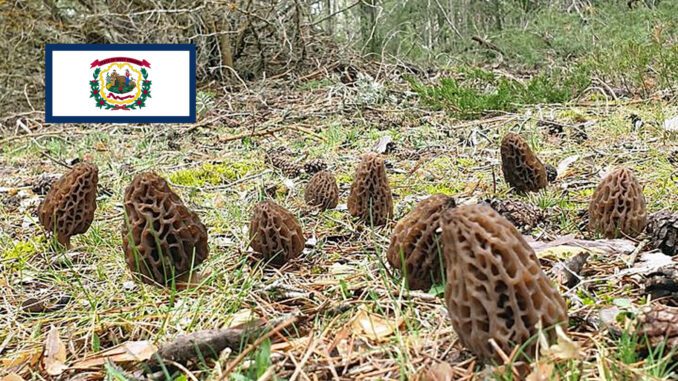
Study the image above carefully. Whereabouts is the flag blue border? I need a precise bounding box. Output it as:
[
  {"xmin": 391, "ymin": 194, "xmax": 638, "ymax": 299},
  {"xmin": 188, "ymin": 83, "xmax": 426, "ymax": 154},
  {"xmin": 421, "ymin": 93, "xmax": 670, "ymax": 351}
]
[{"xmin": 45, "ymin": 44, "xmax": 196, "ymax": 124}]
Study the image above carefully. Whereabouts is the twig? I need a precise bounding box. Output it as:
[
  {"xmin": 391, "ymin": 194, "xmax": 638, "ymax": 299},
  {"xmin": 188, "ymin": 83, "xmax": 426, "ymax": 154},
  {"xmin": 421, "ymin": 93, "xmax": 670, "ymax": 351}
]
[
  {"xmin": 625, "ymin": 238, "xmax": 649, "ymax": 267},
  {"xmin": 218, "ymin": 126, "xmax": 287, "ymax": 143},
  {"xmin": 220, "ymin": 315, "xmax": 298, "ymax": 379}
]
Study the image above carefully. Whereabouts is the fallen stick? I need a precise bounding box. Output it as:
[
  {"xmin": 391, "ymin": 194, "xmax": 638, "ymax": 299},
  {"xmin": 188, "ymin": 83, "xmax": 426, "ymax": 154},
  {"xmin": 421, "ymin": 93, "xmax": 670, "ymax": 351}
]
[{"xmin": 144, "ymin": 315, "xmax": 297, "ymax": 372}]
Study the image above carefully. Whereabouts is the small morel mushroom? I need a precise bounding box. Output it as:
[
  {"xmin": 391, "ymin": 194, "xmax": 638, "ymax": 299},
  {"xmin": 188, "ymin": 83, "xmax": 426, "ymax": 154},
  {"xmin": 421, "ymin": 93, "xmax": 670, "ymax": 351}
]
[
  {"xmin": 500, "ymin": 132, "xmax": 548, "ymax": 193},
  {"xmin": 304, "ymin": 170, "xmax": 339, "ymax": 210},
  {"xmin": 249, "ymin": 201, "xmax": 304, "ymax": 266},
  {"xmin": 38, "ymin": 163, "xmax": 99, "ymax": 248},
  {"xmin": 347, "ymin": 153, "xmax": 393, "ymax": 226},
  {"xmin": 442, "ymin": 204, "xmax": 568, "ymax": 363},
  {"xmin": 303, "ymin": 159, "xmax": 328, "ymax": 175},
  {"xmin": 588, "ymin": 167, "xmax": 646, "ymax": 239},
  {"xmin": 646, "ymin": 211, "xmax": 677, "ymax": 256},
  {"xmin": 121, "ymin": 172, "xmax": 209, "ymax": 287},
  {"xmin": 386, "ymin": 194, "xmax": 456, "ymax": 291}
]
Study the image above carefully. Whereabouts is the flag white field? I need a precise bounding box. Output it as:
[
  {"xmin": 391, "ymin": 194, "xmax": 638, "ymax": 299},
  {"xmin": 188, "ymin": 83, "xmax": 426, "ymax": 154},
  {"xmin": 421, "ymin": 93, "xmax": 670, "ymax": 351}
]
[{"xmin": 47, "ymin": 46, "xmax": 194, "ymax": 122}]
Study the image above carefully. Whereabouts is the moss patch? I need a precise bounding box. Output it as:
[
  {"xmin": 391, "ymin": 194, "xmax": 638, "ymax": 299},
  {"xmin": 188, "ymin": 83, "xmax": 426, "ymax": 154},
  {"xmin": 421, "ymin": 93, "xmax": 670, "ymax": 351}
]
[{"xmin": 168, "ymin": 160, "xmax": 262, "ymax": 187}]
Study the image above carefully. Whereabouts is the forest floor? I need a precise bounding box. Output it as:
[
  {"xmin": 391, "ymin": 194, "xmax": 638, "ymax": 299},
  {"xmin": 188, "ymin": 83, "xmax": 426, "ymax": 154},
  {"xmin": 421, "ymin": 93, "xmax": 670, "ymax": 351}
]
[{"xmin": 0, "ymin": 71, "xmax": 677, "ymax": 380}]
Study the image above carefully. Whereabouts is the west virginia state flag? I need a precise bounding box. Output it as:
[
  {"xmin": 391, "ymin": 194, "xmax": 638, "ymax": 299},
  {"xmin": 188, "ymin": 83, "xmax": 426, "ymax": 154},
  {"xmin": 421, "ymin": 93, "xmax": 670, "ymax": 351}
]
[{"xmin": 46, "ymin": 44, "xmax": 195, "ymax": 123}]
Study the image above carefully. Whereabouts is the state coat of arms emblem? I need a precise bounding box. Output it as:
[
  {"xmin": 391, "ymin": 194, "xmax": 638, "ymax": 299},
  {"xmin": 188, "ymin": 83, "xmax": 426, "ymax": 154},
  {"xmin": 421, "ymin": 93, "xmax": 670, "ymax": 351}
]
[{"xmin": 89, "ymin": 57, "xmax": 152, "ymax": 110}]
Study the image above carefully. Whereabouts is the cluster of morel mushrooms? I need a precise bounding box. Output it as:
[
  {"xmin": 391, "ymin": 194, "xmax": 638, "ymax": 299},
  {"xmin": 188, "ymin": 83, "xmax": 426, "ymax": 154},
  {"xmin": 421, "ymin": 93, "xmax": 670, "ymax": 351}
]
[{"xmin": 36, "ymin": 132, "xmax": 675, "ymax": 367}]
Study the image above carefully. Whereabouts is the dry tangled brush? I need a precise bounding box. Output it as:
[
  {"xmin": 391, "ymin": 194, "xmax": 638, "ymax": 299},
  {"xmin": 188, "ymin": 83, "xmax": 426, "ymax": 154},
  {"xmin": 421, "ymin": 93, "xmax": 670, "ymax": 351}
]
[{"xmin": 0, "ymin": 0, "xmax": 330, "ymax": 118}]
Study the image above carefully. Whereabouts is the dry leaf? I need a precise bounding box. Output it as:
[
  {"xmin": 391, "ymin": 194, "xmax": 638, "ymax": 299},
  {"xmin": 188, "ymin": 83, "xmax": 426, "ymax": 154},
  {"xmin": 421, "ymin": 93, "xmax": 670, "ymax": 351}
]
[
  {"xmin": 350, "ymin": 307, "xmax": 402, "ymax": 342},
  {"xmin": 225, "ymin": 309, "xmax": 257, "ymax": 328},
  {"xmin": 43, "ymin": 325, "xmax": 67, "ymax": 376},
  {"xmin": 1, "ymin": 348, "xmax": 41, "ymax": 369},
  {"xmin": 93, "ymin": 141, "xmax": 108, "ymax": 152},
  {"xmin": 1, "ymin": 373, "xmax": 26, "ymax": 381},
  {"xmin": 71, "ymin": 341, "xmax": 157, "ymax": 369},
  {"xmin": 526, "ymin": 362, "xmax": 557, "ymax": 381},
  {"xmin": 536, "ymin": 245, "xmax": 594, "ymax": 260},
  {"xmin": 413, "ymin": 362, "xmax": 455, "ymax": 381},
  {"xmin": 540, "ymin": 325, "xmax": 581, "ymax": 361},
  {"xmin": 556, "ymin": 155, "xmax": 579, "ymax": 178},
  {"xmin": 373, "ymin": 135, "xmax": 393, "ymax": 153},
  {"xmin": 664, "ymin": 116, "xmax": 678, "ymax": 132}
]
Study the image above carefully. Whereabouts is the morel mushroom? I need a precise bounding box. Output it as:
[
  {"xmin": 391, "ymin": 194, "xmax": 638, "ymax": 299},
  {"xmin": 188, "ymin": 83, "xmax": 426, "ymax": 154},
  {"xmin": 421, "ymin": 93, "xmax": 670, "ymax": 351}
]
[
  {"xmin": 347, "ymin": 153, "xmax": 393, "ymax": 226},
  {"xmin": 588, "ymin": 167, "xmax": 646, "ymax": 238},
  {"xmin": 304, "ymin": 170, "xmax": 339, "ymax": 210},
  {"xmin": 122, "ymin": 172, "xmax": 209, "ymax": 287},
  {"xmin": 38, "ymin": 162, "xmax": 98, "ymax": 248},
  {"xmin": 500, "ymin": 132, "xmax": 548, "ymax": 193},
  {"xmin": 249, "ymin": 201, "xmax": 304, "ymax": 266},
  {"xmin": 442, "ymin": 204, "xmax": 568, "ymax": 363},
  {"xmin": 387, "ymin": 194, "xmax": 456, "ymax": 291}
]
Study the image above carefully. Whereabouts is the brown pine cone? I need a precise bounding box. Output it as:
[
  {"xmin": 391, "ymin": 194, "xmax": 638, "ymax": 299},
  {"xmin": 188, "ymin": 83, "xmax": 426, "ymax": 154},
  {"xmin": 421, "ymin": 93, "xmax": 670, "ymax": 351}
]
[
  {"xmin": 486, "ymin": 198, "xmax": 544, "ymax": 233},
  {"xmin": 545, "ymin": 164, "xmax": 558, "ymax": 182},
  {"xmin": 303, "ymin": 159, "xmax": 328, "ymax": 175},
  {"xmin": 646, "ymin": 211, "xmax": 677, "ymax": 256}
]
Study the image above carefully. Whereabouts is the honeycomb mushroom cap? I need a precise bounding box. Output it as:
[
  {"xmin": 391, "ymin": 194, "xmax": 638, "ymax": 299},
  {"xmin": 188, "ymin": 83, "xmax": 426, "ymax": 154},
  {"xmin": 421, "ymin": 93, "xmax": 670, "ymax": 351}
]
[
  {"xmin": 500, "ymin": 132, "xmax": 548, "ymax": 193},
  {"xmin": 588, "ymin": 167, "xmax": 647, "ymax": 239},
  {"xmin": 347, "ymin": 153, "xmax": 393, "ymax": 226},
  {"xmin": 249, "ymin": 201, "xmax": 304, "ymax": 266},
  {"xmin": 38, "ymin": 162, "xmax": 99, "ymax": 247},
  {"xmin": 387, "ymin": 194, "xmax": 456, "ymax": 291},
  {"xmin": 304, "ymin": 170, "xmax": 339, "ymax": 210},
  {"xmin": 442, "ymin": 204, "xmax": 568, "ymax": 363},
  {"xmin": 121, "ymin": 172, "xmax": 209, "ymax": 287}
]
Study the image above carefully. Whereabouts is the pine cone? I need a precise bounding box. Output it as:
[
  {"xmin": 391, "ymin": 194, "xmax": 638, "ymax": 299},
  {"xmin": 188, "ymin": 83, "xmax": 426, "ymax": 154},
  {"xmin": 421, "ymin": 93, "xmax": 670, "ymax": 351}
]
[
  {"xmin": 545, "ymin": 164, "xmax": 558, "ymax": 183},
  {"xmin": 395, "ymin": 147, "xmax": 421, "ymax": 161},
  {"xmin": 646, "ymin": 212, "xmax": 677, "ymax": 256},
  {"xmin": 571, "ymin": 126, "xmax": 588, "ymax": 142},
  {"xmin": 265, "ymin": 148, "xmax": 302, "ymax": 177},
  {"xmin": 636, "ymin": 304, "xmax": 678, "ymax": 355},
  {"xmin": 669, "ymin": 150, "xmax": 678, "ymax": 165},
  {"xmin": 303, "ymin": 159, "xmax": 328, "ymax": 175},
  {"xmin": 486, "ymin": 198, "xmax": 544, "ymax": 233},
  {"xmin": 32, "ymin": 174, "xmax": 59, "ymax": 196}
]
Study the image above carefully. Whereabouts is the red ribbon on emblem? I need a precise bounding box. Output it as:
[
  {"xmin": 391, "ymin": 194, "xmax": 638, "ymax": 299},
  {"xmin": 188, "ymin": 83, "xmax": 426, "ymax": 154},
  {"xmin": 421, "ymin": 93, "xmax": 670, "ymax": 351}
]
[
  {"xmin": 107, "ymin": 94, "xmax": 135, "ymax": 100},
  {"xmin": 90, "ymin": 57, "xmax": 151, "ymax": 68},
  {"xmin": 111, "ymin": 105, "xmax": 130, "ymax": 110}
]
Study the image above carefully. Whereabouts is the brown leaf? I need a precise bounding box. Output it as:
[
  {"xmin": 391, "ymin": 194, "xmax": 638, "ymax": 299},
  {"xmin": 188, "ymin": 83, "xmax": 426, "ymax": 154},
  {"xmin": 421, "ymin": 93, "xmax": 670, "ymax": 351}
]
[
  {"xmin": 1, "ymin": 348, "xmax": 41, "ymax": 369},
  {"xmin": 1, "ymin": 373, "xmax": 26, "ymax": 381},
  {"xmin": 413, "ymin": 362, "xmax": 455, "ymax": 381},
  {"xmin": 71, "ymin": 341, "xmax": 157, "ymax": 369},
  {"xmin": 526, "ymin": 362, "xmax": 557, "ymax": 381},
  {"xmin": 43, "ymin": 325, "xmax": 67, "ymax": 376}
]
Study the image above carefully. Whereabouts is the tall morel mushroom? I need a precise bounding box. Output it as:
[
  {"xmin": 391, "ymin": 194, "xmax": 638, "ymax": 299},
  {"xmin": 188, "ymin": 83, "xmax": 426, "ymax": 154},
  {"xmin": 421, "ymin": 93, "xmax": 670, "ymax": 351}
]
[
  {"xmin": 38, "ymin": 162, "xmax": 99, "ymax": 248},
  {"xmin": 249, "ymin": 201, "xmax": 304, "ymax": 266},
  {"xmin": 500, "ymin": 132, "xmax": 548, "ymax": 193},
  {"xmin": 442, "ymin": 204, "xmax": 568, "ymax": 363},
  {"xmin": 387, "ymin": 194, "xmax": 456, "ymax": 291},
  {"xmin": 304, "ymin": 170, "xmax": 339, "ymax": 210},
  {"xmin": 589, "ymin": 167, "xmax": 647, "ymax": 239},
  {"xmin": 122, "ymin": 172, "xmax": 209, "ymax": 287},
  {"xmin": 347, "ymin": 153, "xmax": 393, "ymax": 226}
]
